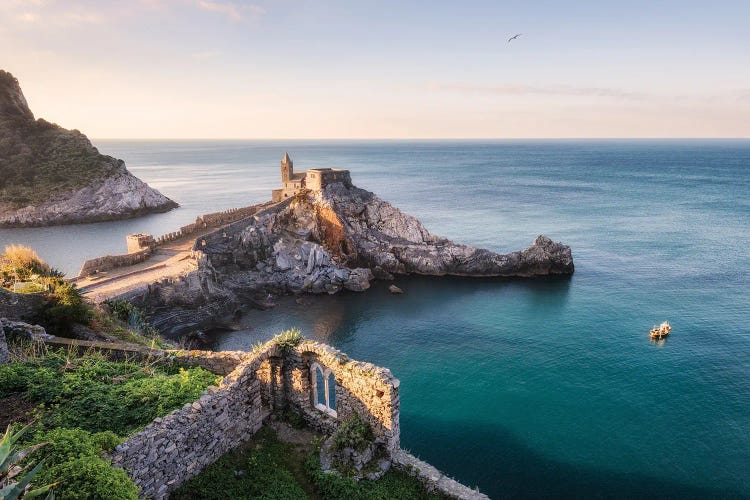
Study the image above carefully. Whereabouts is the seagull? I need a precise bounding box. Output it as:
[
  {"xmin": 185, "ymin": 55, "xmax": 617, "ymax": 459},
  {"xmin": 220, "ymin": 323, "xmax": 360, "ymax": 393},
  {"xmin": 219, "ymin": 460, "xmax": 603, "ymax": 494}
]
[{"xmin": 507, "ymin": 33, "xmax": 522, "ymax": 43}]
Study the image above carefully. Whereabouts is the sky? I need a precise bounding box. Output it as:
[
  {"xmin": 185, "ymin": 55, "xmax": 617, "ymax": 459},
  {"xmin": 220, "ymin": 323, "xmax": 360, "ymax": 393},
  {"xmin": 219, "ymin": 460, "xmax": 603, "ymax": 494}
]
[{"xmin": 2, "ymin": 0, "xmax": 749, "ymax": 139}]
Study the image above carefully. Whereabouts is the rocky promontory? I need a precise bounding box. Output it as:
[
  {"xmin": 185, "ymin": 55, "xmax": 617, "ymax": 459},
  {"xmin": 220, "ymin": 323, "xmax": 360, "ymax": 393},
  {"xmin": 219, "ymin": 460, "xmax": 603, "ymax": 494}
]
[
  {"xmin": 0, "ymin": 70, "xmax": 177, "ymax": 227},
  {"xmin": 131, "ymin": 183, "xmax": 573, "ymax": 336}
]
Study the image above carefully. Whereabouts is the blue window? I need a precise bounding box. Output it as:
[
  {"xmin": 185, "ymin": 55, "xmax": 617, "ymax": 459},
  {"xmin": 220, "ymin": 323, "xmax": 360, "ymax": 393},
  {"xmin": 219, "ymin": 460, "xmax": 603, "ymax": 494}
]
[{"xmin": 311, "ymin": 362, "xmax": 337, "ymax": 417}]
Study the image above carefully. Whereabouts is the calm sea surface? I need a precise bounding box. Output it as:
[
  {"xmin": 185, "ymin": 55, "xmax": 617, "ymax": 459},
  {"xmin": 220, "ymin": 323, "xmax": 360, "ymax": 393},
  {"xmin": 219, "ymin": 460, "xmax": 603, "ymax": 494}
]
[{"xmin": 2, "ymin": 140, "xmax": 749, "ymax": 498}]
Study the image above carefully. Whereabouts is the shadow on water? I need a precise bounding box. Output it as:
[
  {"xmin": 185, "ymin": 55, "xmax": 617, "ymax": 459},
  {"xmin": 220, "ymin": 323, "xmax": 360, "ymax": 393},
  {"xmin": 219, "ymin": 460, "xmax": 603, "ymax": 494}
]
[
  {"xmin": 404, "ymin": 414, "xmax": 746, "ymax": 500},
  {"xmin": 207, "ymin": 274, "xmax": 573, "ymax": 351}
]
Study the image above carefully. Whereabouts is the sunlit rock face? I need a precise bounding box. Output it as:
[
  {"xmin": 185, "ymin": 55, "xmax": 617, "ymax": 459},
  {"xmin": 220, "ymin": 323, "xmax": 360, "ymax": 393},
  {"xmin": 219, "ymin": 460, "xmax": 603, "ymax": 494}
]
[
  {"xmin": 129, "ymin": 179, "xmax": 573, "ymax": 337},
  {"xmin": 0, "ymin": 69, "xmax": 177, "ymax": 227},
  {"xmin": 312, "ymin": 183, "xmax": 575, "ymax": 278}
]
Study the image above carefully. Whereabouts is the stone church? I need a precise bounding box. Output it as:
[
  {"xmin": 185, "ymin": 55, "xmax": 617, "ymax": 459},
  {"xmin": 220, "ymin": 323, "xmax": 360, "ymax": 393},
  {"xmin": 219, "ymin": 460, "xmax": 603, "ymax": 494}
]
[{"xmin": 272, "ymin": 152, "xmax": 352, "ymax": 202}]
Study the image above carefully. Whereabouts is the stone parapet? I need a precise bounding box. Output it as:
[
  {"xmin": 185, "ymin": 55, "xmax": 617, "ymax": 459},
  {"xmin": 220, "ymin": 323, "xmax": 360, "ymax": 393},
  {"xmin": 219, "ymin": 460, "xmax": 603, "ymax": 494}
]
[{"xmin": 392, "ymin": 450, "xmax": 489, "ymax": 500}]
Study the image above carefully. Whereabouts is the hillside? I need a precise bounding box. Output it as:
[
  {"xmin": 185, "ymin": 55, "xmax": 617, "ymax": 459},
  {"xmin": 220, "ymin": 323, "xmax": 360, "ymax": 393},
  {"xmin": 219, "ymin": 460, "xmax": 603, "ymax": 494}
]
[{"xmin": 0, "ymin": 70, "xmax": 177, "ymax": 227}]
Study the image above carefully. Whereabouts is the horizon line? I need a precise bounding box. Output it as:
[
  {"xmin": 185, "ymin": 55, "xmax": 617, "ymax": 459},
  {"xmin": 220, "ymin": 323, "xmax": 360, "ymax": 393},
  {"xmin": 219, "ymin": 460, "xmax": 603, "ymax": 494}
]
[{"xmin": 91, "ymin": 137, "xmax": 750, "ymax": 141}]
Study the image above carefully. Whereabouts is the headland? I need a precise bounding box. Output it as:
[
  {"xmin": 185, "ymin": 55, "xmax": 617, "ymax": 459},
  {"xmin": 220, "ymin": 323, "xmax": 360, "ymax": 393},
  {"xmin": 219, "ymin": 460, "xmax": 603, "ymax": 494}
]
[{"xmin": 0, "ymin": 70, "xmax": 177, "ymax": 227}]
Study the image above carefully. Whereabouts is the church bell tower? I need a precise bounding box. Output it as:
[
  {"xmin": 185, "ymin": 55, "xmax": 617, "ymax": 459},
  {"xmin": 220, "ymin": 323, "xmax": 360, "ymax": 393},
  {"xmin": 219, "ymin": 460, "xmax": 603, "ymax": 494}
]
[{"xmin": 281, "ymin": 152, "xmax": 293, "ymax": 183}]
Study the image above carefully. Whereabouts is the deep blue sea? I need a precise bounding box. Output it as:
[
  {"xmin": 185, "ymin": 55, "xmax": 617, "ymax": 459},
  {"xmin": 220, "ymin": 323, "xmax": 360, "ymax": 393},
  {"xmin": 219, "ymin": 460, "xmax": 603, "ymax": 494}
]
[{"xmin": 2, "ymin": 140, "xmax": 749, "ymax": 498}]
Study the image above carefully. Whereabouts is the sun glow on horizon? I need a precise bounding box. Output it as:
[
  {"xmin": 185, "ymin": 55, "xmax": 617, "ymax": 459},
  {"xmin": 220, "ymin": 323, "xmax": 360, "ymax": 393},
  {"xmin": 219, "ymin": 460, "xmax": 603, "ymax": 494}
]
[{"xmin": 2, "ymin": 0, "xmax": 749, "ymax": 139}]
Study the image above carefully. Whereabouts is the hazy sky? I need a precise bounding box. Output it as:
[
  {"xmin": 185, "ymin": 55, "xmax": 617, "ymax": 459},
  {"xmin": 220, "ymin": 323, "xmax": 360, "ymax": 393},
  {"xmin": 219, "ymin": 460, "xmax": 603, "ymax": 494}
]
[{"xmin": 3, "ymin": 0, "xmax": 749, "ymax": 138}]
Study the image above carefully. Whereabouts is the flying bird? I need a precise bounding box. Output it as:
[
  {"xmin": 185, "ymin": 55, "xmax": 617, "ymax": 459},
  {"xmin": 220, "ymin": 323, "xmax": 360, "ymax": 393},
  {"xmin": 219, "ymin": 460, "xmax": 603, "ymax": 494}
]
[{"xmin": 507, "ymin": 33, "xmax": 522, "ymax": 43}]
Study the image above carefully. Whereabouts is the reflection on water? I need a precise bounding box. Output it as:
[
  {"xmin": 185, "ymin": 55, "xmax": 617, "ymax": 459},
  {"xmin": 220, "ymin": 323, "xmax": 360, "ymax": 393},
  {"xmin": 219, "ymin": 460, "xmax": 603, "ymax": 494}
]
[{"xmin": 209, "ymin": 276, "xmax": 572, "ymax": 351}]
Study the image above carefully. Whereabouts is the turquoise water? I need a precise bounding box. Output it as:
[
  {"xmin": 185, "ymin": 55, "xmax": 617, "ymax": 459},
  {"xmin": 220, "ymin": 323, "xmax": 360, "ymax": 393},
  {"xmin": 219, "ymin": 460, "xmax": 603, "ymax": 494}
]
[{"xmin": 2, "ymin": 140, "xmax": 749, "ymax": 497}]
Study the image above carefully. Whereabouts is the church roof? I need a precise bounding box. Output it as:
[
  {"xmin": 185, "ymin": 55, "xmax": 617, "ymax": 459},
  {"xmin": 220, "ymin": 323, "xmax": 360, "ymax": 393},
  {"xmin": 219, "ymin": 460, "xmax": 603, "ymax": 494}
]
[{"xmin": 282, "ymin": 152, "xmax": 292, "ymax": 164}]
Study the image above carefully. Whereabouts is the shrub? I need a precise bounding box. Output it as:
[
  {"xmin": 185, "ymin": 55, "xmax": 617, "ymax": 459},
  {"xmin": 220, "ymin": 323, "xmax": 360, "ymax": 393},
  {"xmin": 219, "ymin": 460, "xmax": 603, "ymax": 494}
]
[
  {"xmin": 34, "ymin": 278, "xmax": 92, "ymax": 334},
  {"xmin": 1, "ymin": 244, "xmax": 93, "ymax": 335},
  {"xmin": 30, "ymin": 428, "xmax": 122, "ymax": 468},
  {"xmin": 39, "ymin": 456, "xmax": 138, "ymax": 500},
  {"xmin": 1, "ymin": 244, "xmax": 50, "ymax": 279},
  {"xmin": 103, "ymin": 300, "xmax": 161, "ymax": 340},
  {"xmin": 332, "ymin": 414, "xmax": 373, "ymax": 452},
  {"xmin": 0, "ymin": 362, "xmax": 37, "ymax": 396},
  {"xmin": 0, "ymin": 424, "xmax": 55, "ymax": 500},
  {"xmin": 274, "ymin": 328, "xmax": 303, "ymax": 352}
]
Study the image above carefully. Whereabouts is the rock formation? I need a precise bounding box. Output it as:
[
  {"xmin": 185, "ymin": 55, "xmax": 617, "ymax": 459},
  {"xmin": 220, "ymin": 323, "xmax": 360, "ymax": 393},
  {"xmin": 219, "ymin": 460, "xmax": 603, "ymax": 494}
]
[
  {"xmin": 131, "ymin": 184, "xmax": 572, "ymax": 336},
  {"xmin": 0, "ymin": 70, "xmax": 177, "ymax": 227}
]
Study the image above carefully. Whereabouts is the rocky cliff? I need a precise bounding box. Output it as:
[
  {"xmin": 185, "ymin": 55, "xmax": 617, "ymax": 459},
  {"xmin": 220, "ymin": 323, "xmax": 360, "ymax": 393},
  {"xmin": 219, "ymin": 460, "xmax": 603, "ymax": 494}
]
[
  {"xmin": 0, "ymin": 70, "xmax": 177, "ymax": 227},
  {"xmin": 129, "ymin": 184, "xmax": 572, "ymax": 336}
]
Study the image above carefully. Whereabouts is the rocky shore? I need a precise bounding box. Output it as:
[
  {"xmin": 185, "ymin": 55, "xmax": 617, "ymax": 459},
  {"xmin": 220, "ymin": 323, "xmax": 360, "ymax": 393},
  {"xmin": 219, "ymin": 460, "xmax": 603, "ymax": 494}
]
[
  {"xmin": 0, "ymin": 69, "xmax": 177, "ymax": 227},
  {"xmin": 128, "ymin": 184, "xmax": 573, "ymax": 336}
]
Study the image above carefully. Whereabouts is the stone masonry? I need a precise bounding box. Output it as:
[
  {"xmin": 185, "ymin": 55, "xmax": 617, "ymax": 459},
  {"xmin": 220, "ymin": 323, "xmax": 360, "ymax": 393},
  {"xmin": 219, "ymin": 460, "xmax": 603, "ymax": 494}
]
[
  {"xmin": 74, "ymin": 335, "xmax": 487, "ymax": 499},
  {"xmin": 272, "ymin": 152, "xmax": 352, "ymax": 202}
]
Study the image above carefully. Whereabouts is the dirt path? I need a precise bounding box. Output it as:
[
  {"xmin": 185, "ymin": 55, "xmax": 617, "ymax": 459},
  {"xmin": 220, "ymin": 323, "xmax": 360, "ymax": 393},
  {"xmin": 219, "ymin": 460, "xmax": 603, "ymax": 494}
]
[{"xmin": 75, "ymin": 228, "xmax": 211, "ymax": 303}]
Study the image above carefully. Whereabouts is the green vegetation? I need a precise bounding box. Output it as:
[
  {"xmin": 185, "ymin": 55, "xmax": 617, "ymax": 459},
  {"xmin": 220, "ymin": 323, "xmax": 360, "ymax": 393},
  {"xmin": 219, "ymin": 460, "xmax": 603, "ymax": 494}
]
[
  {"xmin": 331, "ymin": 414, "xmax": 373, "ymax": 453},
  {"xmin": 1, "ymin": 245, "xmax": 168, "ymax": 347},
  {"xmin": 252, "ymin": 328, "xmax": 304, "ymax": 354},
  {"xmin": 0, "ymin": 70, "xmax": 114, "ymax": 207},
  {"xmin": 173, "ymin": 425, "xmax": 445, "ymax": 500},
  {"xmin": 96, "ymin": 300, "xmax": 170, "ymax": 349},
  {"xmin": 0, "ymin": 424, "xmax": 55, "ymax": 500},
  {"xmin": 172, "ymin": 427, "xmax": 307, "ymax": 500},
  {"xmin": 1, "ymin": 245, "xmax": 91, "ymax": 336},
  {"xmin": 0, "ymin": 347, "xmax": 221, "ymax": 499}
]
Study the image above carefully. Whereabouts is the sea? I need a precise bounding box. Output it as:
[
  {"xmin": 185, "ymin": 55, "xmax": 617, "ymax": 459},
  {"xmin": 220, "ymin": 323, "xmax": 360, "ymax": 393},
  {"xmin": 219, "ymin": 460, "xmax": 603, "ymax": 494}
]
[{"xmin": 1, "ymin": 140, "xmax": 749, "ymax": 498}]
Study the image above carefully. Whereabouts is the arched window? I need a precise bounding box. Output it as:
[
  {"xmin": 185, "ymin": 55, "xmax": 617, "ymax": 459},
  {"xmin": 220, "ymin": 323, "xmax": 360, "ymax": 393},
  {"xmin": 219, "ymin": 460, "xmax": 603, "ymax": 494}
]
[{"xmin": 311, "ymin": 362, "xmax": 337, "ymax": 417}]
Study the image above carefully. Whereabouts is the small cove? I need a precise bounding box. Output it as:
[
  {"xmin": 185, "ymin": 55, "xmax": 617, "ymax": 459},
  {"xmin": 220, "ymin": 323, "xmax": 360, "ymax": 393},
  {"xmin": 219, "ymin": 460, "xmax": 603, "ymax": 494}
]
[{"xmin": 2, "ymin": 139, "xmax": 749, "ymax": 497}]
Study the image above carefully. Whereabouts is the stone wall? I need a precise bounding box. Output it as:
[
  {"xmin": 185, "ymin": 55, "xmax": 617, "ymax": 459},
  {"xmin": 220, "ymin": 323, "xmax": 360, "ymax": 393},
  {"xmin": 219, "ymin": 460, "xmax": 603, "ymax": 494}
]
[
  {"xmin": 75, "ymin": 204, "xmax": 266, "ymax": 278},
  {"xmin": 273, "ymin": 340, "xmax": 401, "ymax": 453},
  {"xmin": 26, "ymin": 334, "xmax": 481, "ymax": 499},
  {"xmin": 108, "ymin": 338, "xmax": 403, "ymax": 498},
  {"xmin": 392, "ymin": 450, "xmax": 489, "ymax": 500},
  {"xmin": 0, "ymin": 326, "xmax": 8, "ymax": 364},
  {"xmin": 0, "ymin": 288, "xmax": 43, "ymax": 322},
  {"xmin": 76, "ymin": 248, "xmax": 152, "ymax": 278},
  {"xmin": 110, "ymin": 345, "xmax": 272, "ymax": 498}
]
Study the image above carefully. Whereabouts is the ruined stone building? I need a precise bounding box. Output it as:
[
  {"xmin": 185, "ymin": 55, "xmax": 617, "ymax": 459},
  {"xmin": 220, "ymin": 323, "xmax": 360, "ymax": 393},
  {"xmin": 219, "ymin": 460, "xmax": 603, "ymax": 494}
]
[{"xmin": 272, "ymin": 152, "xmax": 352, "ymax": 202}]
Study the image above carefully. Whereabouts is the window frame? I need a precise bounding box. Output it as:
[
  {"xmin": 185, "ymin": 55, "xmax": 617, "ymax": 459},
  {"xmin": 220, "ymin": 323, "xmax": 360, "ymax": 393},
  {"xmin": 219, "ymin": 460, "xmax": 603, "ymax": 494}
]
[{"xmin": 310, "ymin": 362, "xmax": 337, "ymax": 417}]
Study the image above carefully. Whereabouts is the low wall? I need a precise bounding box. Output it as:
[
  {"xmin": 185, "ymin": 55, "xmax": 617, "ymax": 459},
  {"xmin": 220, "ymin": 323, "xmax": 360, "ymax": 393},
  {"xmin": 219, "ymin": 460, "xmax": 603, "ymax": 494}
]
[
  {"xmin": 76, "ymin": 248, "xmax": 151, "ymax": 279},
  {"xmin": 75, "ymin": 204, "xmax": 266, "ymax": 279},
  {"xmin": 153, "ymin": 205, "xmax": 265, "ymax": 248},
  {"xmin": 392, "ymin": 450, "xmax": 489, "ymax": 500}
]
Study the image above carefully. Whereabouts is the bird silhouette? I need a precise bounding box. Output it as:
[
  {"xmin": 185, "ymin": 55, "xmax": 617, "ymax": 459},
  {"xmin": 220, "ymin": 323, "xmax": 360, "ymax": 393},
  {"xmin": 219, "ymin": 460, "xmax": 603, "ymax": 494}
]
[{"xmin": 507, "ymin": 33, "xmax": 522, "ymax": 43}]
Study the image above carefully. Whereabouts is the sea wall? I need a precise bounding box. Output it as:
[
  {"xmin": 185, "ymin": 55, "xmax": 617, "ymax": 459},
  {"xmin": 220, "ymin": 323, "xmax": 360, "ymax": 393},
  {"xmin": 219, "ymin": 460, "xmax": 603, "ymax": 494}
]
[{"xmin": 75, "ymin": 204, "xmax": 266, "ymax": 279}]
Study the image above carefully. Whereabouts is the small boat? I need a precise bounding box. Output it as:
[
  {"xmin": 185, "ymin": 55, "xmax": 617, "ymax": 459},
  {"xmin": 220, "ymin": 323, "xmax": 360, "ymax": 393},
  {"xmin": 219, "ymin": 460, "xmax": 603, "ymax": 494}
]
[{"xmin": 649, "ymin": 321, "xmax": 672, "ymax": 339}]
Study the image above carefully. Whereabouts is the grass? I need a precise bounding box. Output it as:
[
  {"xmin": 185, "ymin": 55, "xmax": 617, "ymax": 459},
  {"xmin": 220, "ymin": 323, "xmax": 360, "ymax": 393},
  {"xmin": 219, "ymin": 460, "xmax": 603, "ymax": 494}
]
[
  {"xmin": 171, "ymin": 426, "xmax": 309, "ymax": 500},
  {"xmin": 2, "ymin": 244, "xmax": 171, "ymax": 347},
  {"xmin": 172, "ymin": 425, "xmax": 447, "ymax": 500},
  {"xmin": 0, "ymin": 346, "xmax": 221, "ymax": 499}
]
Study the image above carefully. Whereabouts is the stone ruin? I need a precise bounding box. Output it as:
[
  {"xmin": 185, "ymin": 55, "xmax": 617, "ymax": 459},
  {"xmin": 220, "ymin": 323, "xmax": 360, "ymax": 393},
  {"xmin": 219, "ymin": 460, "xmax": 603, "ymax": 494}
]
[
  {"xmin": 0, "ymin": 325, "xmax": 487, "ymax": 499},
  {"xmin": 103, "ymin": 336, "xmax": 487, "ymax": 499}
]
